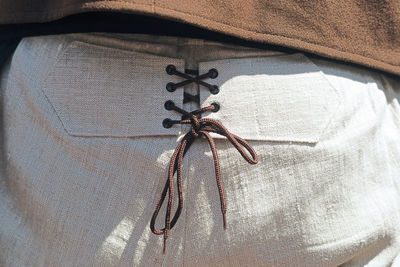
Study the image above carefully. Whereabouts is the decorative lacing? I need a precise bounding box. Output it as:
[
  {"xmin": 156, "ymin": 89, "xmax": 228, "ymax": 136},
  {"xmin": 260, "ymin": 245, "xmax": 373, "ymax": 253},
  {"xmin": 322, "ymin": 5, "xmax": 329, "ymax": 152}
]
[{"xmin": 150, "ymin": 64, "xmax": 259, "ymax": 254}]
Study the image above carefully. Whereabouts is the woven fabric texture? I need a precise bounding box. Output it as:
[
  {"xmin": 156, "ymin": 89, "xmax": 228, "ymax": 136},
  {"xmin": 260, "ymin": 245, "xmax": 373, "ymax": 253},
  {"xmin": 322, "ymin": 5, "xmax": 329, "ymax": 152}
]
[{"xmin": 0, "ymin": 33, "xmax": 399, "ymax": 266}]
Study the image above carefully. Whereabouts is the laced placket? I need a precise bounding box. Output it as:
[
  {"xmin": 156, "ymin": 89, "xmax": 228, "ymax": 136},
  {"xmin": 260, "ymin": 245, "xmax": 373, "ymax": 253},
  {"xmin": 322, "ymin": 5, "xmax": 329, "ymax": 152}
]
[{"xmin": 150, "ymin": 64, "xmax": 259, "ymax": 254}]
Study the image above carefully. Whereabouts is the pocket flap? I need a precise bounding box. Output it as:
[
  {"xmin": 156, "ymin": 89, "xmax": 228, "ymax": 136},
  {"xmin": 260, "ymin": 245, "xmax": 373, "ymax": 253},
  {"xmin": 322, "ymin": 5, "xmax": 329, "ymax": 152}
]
[
  {"xmin": 199, "ymin": 54, "xmax": 341, "ymax": 143},
  {"xmin": 42, "ymin": 41, "xmax": 185, "ymax": 137}
]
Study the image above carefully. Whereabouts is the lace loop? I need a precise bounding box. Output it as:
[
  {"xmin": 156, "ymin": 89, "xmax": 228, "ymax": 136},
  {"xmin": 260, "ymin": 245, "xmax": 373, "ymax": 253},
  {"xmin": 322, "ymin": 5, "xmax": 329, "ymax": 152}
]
[{"xmin": 165, "ymin": 64, "xmax": 219, "ymax": 93}]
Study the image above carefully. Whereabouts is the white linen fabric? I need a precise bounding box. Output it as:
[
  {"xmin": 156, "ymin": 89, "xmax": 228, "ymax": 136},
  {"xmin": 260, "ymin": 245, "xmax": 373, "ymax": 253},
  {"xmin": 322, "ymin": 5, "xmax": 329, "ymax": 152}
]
[{"xmin": 0, "ymin": 32, "xmax": 399, "ymax": 266}]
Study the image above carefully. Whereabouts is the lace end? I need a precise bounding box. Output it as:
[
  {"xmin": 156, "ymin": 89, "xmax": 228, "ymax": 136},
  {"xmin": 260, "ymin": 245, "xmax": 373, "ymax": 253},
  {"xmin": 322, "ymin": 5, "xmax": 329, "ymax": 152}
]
[
  {"xmin": 163, "ymin": 234, "xmax": 167, "ymax": 255},
  {"xmin": 223, "ymin": 213, "xmax": 227, "ymax": 230}
]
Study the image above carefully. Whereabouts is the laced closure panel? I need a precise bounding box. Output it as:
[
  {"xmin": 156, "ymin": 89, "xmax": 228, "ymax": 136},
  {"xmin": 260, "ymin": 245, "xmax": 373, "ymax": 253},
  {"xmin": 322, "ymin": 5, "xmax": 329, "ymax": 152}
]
[{"xmin": 150, "ymin": 65, "xmax": 259, "ymax": 254}]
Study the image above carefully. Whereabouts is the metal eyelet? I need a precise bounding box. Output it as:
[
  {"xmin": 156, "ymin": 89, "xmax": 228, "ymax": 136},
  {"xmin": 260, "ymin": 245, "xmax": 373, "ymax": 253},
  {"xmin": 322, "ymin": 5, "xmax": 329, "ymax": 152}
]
[
  {"xmin": 166, "ymin": 65, "xmax": 176, "ymax": 75},
  {"xmin": 209, "ymin": 68, "xmax": 218, "ymax": 79},
  {"xmin": 166, "ymin": 82, "xmax": 176, "ymax": 92},
  {"xmin": 162, "ymin": 118, "xmax": 173, "ymax": 128},
  {"xmin": 210, "ymin": 85, "xmax": 220, "ymax": 95},
  {"xmin": 211, "ymin": 102, "xmax": 220, "ymax": 112},
  {"xmin": 164, "ymin": 100, "xmax": 175, "ymax": 110}
]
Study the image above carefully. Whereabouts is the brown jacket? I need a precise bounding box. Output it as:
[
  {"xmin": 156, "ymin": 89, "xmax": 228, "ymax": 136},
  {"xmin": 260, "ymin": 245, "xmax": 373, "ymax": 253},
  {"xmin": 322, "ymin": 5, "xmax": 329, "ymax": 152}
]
[{"xmin": 1, "ymin": 0, "xmax": 399, "ymax": 76}]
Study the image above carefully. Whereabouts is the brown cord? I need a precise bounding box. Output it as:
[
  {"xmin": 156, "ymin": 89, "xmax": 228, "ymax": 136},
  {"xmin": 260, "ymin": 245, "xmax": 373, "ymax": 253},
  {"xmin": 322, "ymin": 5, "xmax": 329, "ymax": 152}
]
[
  {"xmin": 150, "ymin": 66, "xmax": 259, "ymax": 254},
  {"xmin": 151, "ymin": 105, "xmax": 259, "ymax": 254}
]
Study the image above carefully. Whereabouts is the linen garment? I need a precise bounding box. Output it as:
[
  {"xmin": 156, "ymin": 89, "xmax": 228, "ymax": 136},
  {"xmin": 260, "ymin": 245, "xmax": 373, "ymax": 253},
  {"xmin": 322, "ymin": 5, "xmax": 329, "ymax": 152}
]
[{"xmin": 0, "ymin": 32, "xmax": 400, "ymax": 266}]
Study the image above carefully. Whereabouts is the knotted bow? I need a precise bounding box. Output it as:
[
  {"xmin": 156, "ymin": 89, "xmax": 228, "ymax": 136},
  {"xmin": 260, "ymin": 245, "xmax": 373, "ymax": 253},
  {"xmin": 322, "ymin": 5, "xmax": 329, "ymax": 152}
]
[{"xmin": 150, "ymin": 102, "xmax": 258, "ymax": 254}]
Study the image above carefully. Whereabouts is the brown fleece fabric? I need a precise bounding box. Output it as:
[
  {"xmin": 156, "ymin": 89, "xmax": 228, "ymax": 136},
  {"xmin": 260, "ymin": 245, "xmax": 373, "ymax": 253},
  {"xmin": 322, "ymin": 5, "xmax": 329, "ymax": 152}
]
[{"xmin": 1, "ymin": 0, "xmax": 399, "ymax": 76}]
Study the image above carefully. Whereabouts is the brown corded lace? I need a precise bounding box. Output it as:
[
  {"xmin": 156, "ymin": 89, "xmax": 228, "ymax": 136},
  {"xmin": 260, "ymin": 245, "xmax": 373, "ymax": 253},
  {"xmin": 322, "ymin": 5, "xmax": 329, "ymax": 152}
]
[{"xmin": 150, "ymin": 65, "xmax": 259, "ymax": 254}]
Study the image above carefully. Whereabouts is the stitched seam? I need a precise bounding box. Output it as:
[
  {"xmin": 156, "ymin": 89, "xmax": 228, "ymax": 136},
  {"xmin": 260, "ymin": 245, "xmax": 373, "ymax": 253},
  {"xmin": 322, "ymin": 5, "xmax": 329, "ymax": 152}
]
[
  {"xmin": 249, "ymin": 60, "xmax": 262, "ymax": 139},
  {"xmin": 6, "ymin": 40, "xmax": 74, "ymax": 136},
  {"xmin": 303, "ymin": 57, "xmax": 344, "ymax": 142}
]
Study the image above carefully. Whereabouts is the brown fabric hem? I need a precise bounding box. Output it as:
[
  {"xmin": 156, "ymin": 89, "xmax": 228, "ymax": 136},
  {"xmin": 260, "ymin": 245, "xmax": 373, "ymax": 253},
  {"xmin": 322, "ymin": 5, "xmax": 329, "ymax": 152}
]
[{"xmin": 1, "ymin": 2, "xmax": 399, "ymax": 77}]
